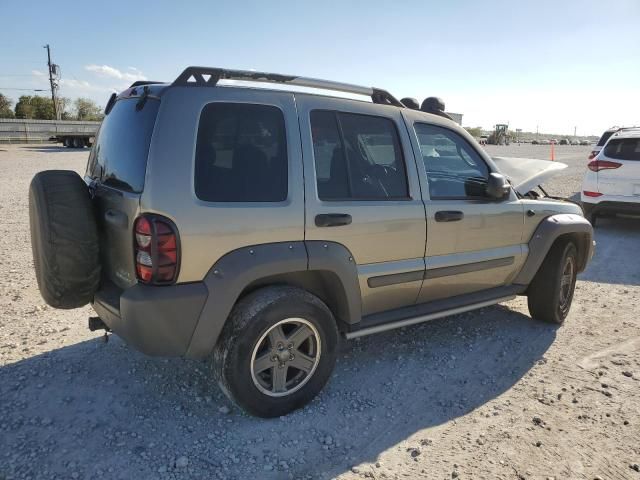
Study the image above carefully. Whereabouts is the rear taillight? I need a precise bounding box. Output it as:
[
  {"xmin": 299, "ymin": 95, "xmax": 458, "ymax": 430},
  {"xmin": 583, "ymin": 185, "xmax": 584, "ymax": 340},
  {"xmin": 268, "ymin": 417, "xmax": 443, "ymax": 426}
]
[
  {"xmin": 587, "ymin": 160, "xmax": 622, "ymax": 172},
  {"xmin": 588, "ymin": 151, "xmax": 598, "ymax": 160},
  {"xmin": 134, "ymin": 215, "xmax": 179, "ymax": 285},
  {"xmin": 583, "ymin": 191, "xmax": 603, "ymax": 197}
]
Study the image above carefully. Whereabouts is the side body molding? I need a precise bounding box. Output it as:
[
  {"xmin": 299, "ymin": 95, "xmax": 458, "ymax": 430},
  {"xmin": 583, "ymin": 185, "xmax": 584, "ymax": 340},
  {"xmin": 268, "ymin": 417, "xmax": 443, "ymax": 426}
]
[
  {"xmin": 185, "ymin": 241, "xmax": 362, "ymax": 359},
  {"xmin": 513, "ymin": 213, "xmax": 594, "ymax": 286}
]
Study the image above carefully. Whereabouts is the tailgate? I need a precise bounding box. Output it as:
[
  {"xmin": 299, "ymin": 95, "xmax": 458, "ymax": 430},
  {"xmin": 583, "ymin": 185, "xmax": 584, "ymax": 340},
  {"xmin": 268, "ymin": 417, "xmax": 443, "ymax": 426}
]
[
  {"xmin": 84, "ymin": 95, "xmax": 160, "ymax": 289},
  {"xmin": 93, "ymin": 186, "xmax": 140, "ymax": 288},
  {"xmin": 597, "ymin": 137, "xmax": 640, "ymax": 197}
]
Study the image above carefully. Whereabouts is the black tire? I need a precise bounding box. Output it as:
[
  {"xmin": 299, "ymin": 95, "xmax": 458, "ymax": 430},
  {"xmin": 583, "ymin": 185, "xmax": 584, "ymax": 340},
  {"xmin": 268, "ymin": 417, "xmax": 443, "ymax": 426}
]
[
  {"xmin": 73, "ymin": 137, "xmax": 83, "ymax": 148},
  {"xmin": 29, "ymin": 170, "xmax": 101, "ymax": 309},
  {"xmin": 63, "ymin": 137, "xmax": 71, "ymax": 148},
  {"xmin": 527, "ymin": 241, "xmax": 578, "ymax": 324},
  {"xmin": 581, "ymin": 202, "xmax": 597, "ymax": 227},
  {"xmin": 213, "ymin": 286, "xmax": 338, "ymax": 417}
]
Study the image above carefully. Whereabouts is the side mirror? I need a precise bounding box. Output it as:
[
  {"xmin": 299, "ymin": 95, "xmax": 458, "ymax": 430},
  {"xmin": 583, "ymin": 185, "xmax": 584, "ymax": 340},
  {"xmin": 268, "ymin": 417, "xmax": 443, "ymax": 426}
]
[{"xmin": 486, "ymin": 173, "xmax": 510, "ymax": 199}]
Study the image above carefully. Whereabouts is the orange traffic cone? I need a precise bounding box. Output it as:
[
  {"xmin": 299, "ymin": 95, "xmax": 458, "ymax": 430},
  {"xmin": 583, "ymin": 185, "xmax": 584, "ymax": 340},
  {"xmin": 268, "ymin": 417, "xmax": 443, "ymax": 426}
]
[{"xmin": 550, "ymin": 142, "xmax": 555, "ymax": 161}]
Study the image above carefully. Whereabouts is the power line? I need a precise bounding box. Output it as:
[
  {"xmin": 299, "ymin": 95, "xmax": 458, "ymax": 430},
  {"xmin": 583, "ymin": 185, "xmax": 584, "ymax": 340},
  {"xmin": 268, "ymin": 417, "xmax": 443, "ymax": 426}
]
[{"xmin": 0, "ymin": 87, "xmax": 48, "ymax": 91}]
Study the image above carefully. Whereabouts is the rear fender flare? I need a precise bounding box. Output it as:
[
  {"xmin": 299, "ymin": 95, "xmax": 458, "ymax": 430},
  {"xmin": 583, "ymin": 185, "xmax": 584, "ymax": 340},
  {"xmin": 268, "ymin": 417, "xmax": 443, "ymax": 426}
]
[{"xmin": 184, "ymin": 241, "xmax": 361, "ymax": 359}]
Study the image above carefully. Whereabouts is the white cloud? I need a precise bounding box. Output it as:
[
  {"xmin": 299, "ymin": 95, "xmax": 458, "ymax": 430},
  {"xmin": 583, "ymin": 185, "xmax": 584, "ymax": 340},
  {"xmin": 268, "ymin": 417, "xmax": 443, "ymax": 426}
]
[
  {"xmin": 85, "ymin": 64, "xmax": 146, "ymax": 82},
  {"xmin": 32, "ymin": 70, "xmax": 46, "ymax": 77},
  {"xmin": 60, "ymin": 78, "xmax": 92, "ymax": 89}
]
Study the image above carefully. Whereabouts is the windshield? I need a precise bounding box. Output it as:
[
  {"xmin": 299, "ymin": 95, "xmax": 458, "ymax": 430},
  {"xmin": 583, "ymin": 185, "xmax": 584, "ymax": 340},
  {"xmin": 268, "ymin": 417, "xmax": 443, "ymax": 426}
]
[{"xmin": 86, "ymin": 97, "xmax": 160, "ymax": 193}]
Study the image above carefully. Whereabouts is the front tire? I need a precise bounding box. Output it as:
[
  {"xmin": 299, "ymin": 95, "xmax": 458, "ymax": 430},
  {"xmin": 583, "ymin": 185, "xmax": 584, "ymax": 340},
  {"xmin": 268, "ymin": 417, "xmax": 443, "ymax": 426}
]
[
  {"xmin": 213, "ymin": 286, "xmax": 338, "ymax": 417},
  {"xmin": 527, "ymin": 241, "xmax": 578, "ymax": 324}
]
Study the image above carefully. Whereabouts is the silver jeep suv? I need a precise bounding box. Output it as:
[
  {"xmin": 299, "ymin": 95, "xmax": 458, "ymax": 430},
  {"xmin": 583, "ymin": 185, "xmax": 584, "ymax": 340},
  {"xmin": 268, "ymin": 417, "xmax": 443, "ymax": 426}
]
[{"xmin": 29, "ymin": 67, "xmax": 594, "ymax": 417}]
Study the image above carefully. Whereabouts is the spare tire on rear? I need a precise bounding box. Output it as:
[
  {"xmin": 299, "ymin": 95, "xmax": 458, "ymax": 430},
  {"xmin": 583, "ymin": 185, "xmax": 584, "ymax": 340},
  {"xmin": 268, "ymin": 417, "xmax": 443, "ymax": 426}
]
[{"xmin": 29, "ymin": 170, "xmax": 100, "ymax": 309}]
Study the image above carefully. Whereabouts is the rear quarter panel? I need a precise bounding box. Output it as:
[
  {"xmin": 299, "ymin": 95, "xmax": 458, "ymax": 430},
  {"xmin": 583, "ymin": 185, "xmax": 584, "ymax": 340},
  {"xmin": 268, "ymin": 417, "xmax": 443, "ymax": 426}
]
[{"xmin": 141, "ymin": 86, "xmax": 305, "ymax": 283}]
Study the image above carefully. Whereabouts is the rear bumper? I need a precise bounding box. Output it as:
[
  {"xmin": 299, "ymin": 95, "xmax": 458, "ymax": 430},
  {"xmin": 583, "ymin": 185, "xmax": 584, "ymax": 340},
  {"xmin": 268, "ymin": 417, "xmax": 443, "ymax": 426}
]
[
  {"xmin": 93, "ymin": 280, "xmax": 208, "ymax": 357},
  {"xmin": 581, "ymin": 199, "xmax": 640, "ymax": 217}
]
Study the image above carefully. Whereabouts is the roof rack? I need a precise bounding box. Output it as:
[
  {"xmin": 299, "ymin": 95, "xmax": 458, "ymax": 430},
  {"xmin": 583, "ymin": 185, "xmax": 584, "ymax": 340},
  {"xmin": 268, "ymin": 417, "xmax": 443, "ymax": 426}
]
[{"xmin": 172, "ymin": 66, "xmax": 404, "ymax": 108}]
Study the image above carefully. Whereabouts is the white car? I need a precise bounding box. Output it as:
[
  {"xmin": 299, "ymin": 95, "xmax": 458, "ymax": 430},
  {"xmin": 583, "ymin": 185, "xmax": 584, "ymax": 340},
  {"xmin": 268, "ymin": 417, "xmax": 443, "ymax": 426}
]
[
  {"xmin": 588, "ymin": 127, "xmax": 619, "ymax": 160},
  {"xmin": 581, "ymin": 127, "xmax": 640, "ymax": 225}
]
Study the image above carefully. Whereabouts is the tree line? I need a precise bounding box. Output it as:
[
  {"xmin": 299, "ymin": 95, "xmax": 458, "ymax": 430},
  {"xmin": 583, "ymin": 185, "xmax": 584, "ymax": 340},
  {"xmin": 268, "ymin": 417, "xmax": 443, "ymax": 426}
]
[{"xmin": 0, "ymin": 93, "xmax": 103, "ymax": 121}]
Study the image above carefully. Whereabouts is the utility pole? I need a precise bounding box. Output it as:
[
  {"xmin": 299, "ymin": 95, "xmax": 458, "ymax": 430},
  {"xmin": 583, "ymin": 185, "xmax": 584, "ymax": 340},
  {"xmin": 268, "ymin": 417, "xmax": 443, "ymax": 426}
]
[
  {"xmin": 44, "ymin": 44, "xmax": 59, "ymax": 120},
  {"xmin": 574, "ymin": 126, "xmax": 577, "ymax": 138}
]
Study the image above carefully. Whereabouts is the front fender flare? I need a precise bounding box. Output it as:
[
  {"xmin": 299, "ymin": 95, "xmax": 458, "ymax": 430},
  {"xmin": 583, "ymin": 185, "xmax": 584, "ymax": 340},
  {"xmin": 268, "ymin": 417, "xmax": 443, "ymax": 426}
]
[{"xmin": 513, "ymin": 214, "xmax": 594, "ymax": 286}]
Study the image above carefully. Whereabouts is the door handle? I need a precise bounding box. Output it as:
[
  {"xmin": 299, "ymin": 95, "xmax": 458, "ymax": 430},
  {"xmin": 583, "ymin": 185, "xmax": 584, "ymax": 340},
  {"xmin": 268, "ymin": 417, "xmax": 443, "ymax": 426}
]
[
  {"xmin": 434, "ymin": 210, "xmax": 464, "ymax": 222},
  {"xmin": 315, "ymin": 213, "xmax": 352, "ymax": 227}
]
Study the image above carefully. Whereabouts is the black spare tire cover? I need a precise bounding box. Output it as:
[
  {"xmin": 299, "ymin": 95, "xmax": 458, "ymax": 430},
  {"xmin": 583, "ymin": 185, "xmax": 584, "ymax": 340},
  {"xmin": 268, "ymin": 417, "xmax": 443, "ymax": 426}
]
[{"xmin": 29, "ymin": 170, "xmax": 100, "ymax": 309}]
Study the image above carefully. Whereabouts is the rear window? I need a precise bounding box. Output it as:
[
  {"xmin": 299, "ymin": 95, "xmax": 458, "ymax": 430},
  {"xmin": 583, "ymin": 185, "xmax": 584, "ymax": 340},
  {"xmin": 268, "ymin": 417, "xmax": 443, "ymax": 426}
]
[
  {"xmin": 195, "ymin": 103, "xmax": 288, "ymax": 202},
  {"xmin": 86, "ymin": 98, "xmax": 160, "ymax": 193},
  {"xmin": 597, "ymin": 130, "xmax": 616, "ymax": 147},
  {"xmin": 603, "ymin": 138, "xmax": 640, "ymax": 161}
]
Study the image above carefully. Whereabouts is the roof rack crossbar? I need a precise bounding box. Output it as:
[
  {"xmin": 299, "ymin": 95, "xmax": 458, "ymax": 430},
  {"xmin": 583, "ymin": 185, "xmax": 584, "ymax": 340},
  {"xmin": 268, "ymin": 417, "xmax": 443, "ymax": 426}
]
[
  {"xmin": 172, "ymin": 66, "xmax": 404, "ymax": 107},
  {"xmin": 129, "ymin": 80, "xmax": 165, "ymax": 88}
]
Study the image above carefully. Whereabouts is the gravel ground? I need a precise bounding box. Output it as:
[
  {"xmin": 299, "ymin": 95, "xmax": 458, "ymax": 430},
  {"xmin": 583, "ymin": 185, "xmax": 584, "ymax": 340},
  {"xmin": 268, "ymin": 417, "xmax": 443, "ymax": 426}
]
[{"xmin": 1, "ymin": 143, "xmax": 639, "ymax": 480}]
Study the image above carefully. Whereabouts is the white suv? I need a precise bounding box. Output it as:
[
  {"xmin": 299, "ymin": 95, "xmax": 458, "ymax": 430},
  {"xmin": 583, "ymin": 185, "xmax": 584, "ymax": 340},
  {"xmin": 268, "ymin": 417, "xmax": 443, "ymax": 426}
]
[{"xmin": 581, "ymin": 127, "xmax": 640, "ymax": 225}]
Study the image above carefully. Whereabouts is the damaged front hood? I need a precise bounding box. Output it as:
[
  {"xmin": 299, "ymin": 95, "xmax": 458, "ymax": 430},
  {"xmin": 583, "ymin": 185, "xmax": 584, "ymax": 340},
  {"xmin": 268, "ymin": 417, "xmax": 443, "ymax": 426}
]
[{"xmin": 492, "ymin": 157, "xmax": 567, "ymax": 194}]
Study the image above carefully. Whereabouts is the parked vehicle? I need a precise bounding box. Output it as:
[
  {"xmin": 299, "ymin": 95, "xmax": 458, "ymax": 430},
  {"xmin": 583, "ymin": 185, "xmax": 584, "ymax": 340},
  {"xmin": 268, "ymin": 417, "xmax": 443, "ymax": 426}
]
[
  {"xmin": 581, "ymin": 127, "xmax": 640, "ymax": 226},
  {"xmin": 570, "ymin": 139, "xmax": 580, "ymax": 146},
  {"xmin": 532, "ymin": 139, "xmax": 540, "ymax": 145},
  {"xmin": 28, "ymin": 67, "xmax": 595, "ymax": 417},
  {"xmin": 0, "ymin": 118, "xmax": 99, "ymax": 147},
  {"xmin": 559, "ymin": 139, "xmax": 569, "ymax": 145},
  {"xmin": 589, "ymin": 127, "xmax": 620, "ymax": 160},
  {"xmin": 580, "ymin": 140, "xmax": 591, "ymax": 146}
]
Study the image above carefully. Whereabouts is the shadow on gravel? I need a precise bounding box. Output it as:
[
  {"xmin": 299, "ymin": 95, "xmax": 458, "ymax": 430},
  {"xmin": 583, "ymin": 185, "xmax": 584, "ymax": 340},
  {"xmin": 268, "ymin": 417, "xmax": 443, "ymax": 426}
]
[
  {"xmin": 580, "ymin": 215, "xmax": 640, "ymax": 286},
  {"xmin": 0, "ymin": 305, "xmax": 556, "ymax": 480}
]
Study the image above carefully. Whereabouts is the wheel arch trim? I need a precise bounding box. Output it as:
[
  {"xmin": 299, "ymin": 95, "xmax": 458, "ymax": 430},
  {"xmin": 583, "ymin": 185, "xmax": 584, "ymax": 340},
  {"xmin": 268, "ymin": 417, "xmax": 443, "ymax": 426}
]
[
  {"xmin": 184, "ymin": 241, "xmax": 361, "ymax": 359},
  {"xmin": 513, "ymin": 214, "xmax": 594, "ymax": 286}
]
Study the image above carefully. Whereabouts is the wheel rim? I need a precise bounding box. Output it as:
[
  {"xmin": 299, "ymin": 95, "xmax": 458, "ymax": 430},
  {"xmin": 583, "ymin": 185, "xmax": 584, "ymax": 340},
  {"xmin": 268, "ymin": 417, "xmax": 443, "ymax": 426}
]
[
  {"xmin": 250, "ymin": 318, "xmax": 321, "ymax": 398},
  {"xmin": 559, "ymin": 255, "xmax": 575, "ymax": 314}
]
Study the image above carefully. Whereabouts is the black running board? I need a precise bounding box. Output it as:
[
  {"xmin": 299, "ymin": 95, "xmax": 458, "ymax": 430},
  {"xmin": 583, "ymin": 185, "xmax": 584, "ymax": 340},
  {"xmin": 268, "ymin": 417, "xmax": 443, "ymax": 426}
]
[{"xmin": 345, "ymin": 285, "xmax": 525, "ymax": 339}]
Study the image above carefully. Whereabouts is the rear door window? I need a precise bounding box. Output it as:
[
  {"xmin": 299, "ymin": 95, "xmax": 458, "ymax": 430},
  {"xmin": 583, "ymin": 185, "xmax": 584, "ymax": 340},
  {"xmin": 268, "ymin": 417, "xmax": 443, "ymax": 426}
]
[
  {"xmin": 195, "ymin": 103, "xmax": 288, "ymax": 202},
  {"xmin": 310, "ymin": 110, "xmax": 408, "ymax": 200},
  {"xmin": 603, "ymin": 138, "xmax": 640, "ymax": 161},
  {"xmin": 86, "ymin": 98, "xmax": 160, "ymax": 193}
]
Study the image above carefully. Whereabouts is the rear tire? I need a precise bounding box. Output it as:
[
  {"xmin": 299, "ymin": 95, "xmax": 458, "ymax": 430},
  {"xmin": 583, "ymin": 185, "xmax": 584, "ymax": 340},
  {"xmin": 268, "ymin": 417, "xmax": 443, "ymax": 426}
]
[
  {"xmin": 527, "ymin": 241, "xmax": 578, "ymax": 324},
  {"xmin": 212, "ymin": 286, "xmax": 338, "ymax": 417}
]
